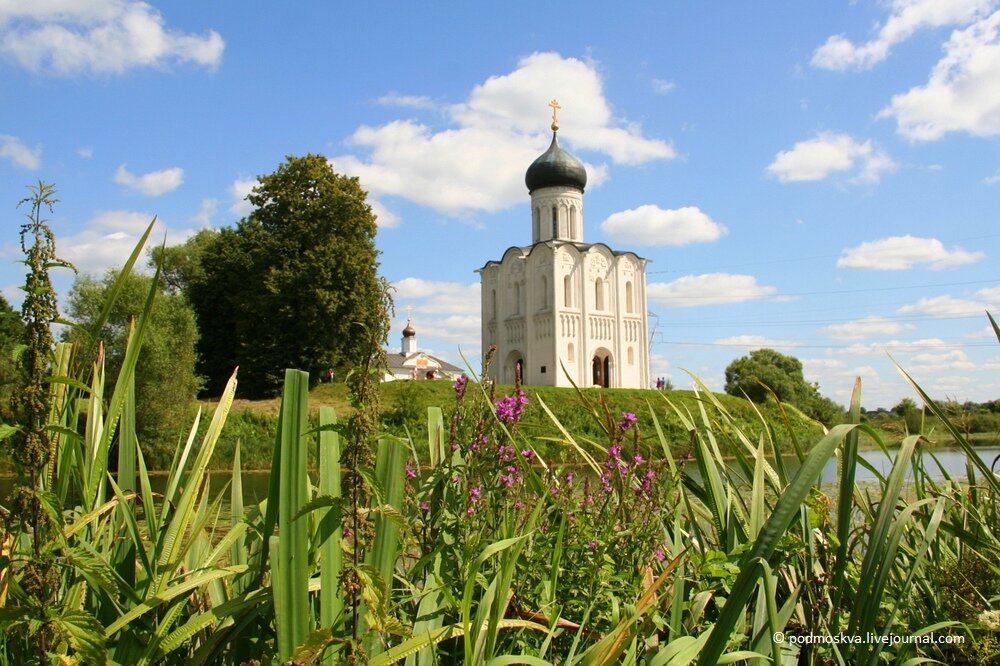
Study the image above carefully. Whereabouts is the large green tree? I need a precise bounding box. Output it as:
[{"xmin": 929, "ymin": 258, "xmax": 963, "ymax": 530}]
[
  {"xmin": 65, "ymin": 270, "xmax": 202, "ymax": 445},
  {"xmin": 189, "ymin": 154, "xmax": 390, "ymax": 398},
  {"xmin": 0, "ymin": 294, "xmax": 24, "ymax": 422},
  {"xmin": 147, "ymin": 227, "xmax": 219, "ymax": 294},
  {"xmin": 724, "ymin": 348, "xmax": 844, "ymax": 426}
]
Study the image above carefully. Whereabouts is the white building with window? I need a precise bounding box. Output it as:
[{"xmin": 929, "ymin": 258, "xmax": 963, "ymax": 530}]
[
  {"xmin": 477, "ymin": 112, "xmax": 650, "ymax": 388},
  {"xmin": 384, "ymin": 318, "xmax": 464, "ymax": 382}
]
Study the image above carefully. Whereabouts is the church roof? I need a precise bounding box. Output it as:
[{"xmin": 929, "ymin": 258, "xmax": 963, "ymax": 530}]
[
  {"xmin": 385, "ymin": 351, "xmax": 463, "ymax": 374},
  {"xmin": 525, "ymin": 132, "xmax": 587, "ymax": 193},
  {"xmin": 477, "ymin": 240, "xmax": 649, "ymax": 271}
]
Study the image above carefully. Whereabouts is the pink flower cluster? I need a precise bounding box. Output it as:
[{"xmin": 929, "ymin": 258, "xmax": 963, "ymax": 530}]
[
  {"xmin": 495, "ymin": 389, "xmax": 528, "ymax": 424},
  {"xmin": 468, "ymin": 434, "xmax": 488, "ymax": 453},
  {"xmin": 495, "ymin": 442, "xmax": 524, "ymax": 488},
  {"xmin": 598, "ymin": 412, "xmax": 657, "ymax": 496},
  {"xmin": 467, "ymin": 486, "xmax": 482, "ymax": 515},
  {"xmin": 617, "ymin": 411, "xmax": 638, "ymax": 432},
  {"xmin": 453, "ymin": 375, "xmax": 469, "ymax": 399}
]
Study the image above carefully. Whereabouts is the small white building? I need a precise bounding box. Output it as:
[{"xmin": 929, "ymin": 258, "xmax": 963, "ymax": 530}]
[
  {"xmin": 383, "ymin": 319, "xmax": 464, "ymax": 382},
  {"xmin": 477, "ymin": 108, "xmax": 651, "ymax": 388}
]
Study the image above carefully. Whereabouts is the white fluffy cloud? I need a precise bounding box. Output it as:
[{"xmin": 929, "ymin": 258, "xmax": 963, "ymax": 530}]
[
  {"xmin": 88, "ymin": 210, "xmax": 153, "ymax": 231},
  {"xmin": 391, "ymin": 277, "xmax": 482, "ymax": 356},
  {"xmin": 329, "ymin": 52, "xmax": 674, "ymax": 216},
  {"xmin": 394, "ymin": 277, "xmax": 480, "ymax": 316},
  {"xmin": 0, "ymin": 134, "xmax": 41, "ymax": 169},
  {"xmin": 369, "ymin": 199, "xmax": 400, "ymax": 229},
  {"xmin": 191, "ymin": 198, "xmax": 217, "ymax": 227},
  {"xmin": 767, "ymin": 132, "xmax": 896, "ymax": 183},
  {"xmin": 377, "ymin": 93, "xmax": 437, "ymax": 110},
  {"xmin": 837, "ymin": 235, "xmax": 984, "ymax": 270},
  {"xmin": 600, "ymin": 205, "xmax": 726, "ymax": 247},
  {"xmin": 907, "ymin": 349, "xmax": 979, "ymax": 371},
  {"xmin": 333, "ymin": 122, "xmax": 560, "ymax": 215},
  {"xmin": 647, "ymin": 273, "xmax": 777, "ymax": 307},
  {"xmin": 228, "ymin": 178, "xmax": 255, "ymax": 217},
  {"xmin": 713, "ymin": 335, "xmax": 801, "ymax": 349},
  {"xmin": 837, "ymin": 338, "xmax": 951, "ymax": 355},
  {"xmin": 0, "ymin": 0, "xmax": 224, "ymax": 75},
  {"xmin": 822, "ymin": 315, "xmax": 915, "ymax": 341},
  {"xmin": 114, "ymin": 164, "xmax": 184, "ymax": 196},
  {"xmin": 880, "ymin": 10, "xmax": 1000, "ymax": 140},
  {"xmin": 802, "ymin": 357, "xmax": 846, "ymax": 371},
  {"xmin": 58, "ymin": 209, "xmax": 194, "ymax": 274},
  {"xmin": 651, "ymin": 78, "xmax": 676, "ymax": 94},
  {"xmin": 396, "ymin": 315, "xmax": 481, "ymax": 352},
  {"xmin": 898, "ymin": 286, "xmax": 1000, "ymax": 316},
  {"xmin": 811, "ymin": 0, "xmax": 994, "ymax": 70}
]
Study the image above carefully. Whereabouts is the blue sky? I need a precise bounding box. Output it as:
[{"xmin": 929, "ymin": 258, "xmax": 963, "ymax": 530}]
[{"xmin": 1, "ymin": 1, "xmax": 998, "ymax": 409}]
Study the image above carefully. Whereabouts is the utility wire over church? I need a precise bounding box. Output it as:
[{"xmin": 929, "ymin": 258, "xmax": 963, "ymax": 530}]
[{"xmin": 477, "ymin": 101, "xmax": 651, "ymax": 388}]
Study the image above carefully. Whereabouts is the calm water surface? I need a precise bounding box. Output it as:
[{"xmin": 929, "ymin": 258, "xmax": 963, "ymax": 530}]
[{"xmin": 2, "ymin": 446, "xmax": 998, "ymax": 505}]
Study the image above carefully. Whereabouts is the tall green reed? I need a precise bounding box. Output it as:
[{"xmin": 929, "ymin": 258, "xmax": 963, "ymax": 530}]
[{"xmin": 2, "ymin": 196, "xmax": 996, "ymax": 665}]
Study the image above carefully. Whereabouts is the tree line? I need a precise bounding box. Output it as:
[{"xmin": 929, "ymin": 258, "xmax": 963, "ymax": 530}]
[
  {"xmin": 722, "ymin": 347, "xmax": 846, "ymax": 427},
  {"xmin": 1, "ymin": 155, "xmax": 390, "ymax": 447}
]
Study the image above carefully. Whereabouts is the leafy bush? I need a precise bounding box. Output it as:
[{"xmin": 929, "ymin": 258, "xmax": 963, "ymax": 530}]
[{"xmin": 64, "ymin": 270, "xmax": 203, "ymax": 446}]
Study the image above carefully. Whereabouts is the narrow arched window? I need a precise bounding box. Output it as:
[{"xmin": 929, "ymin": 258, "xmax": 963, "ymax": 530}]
[
  {"xmin": 563, "ymin": 275, "xmax": 572, "ymax": 307},
  {"xmin": 625, "ymin": 281, "xmax": 633, "ymax": 314},
  {"xmin": 533, "ymin": 207, "xmax": 540, "ymax": 240},
  {"xmin": 540, "ymin": 275, "xmax": 548, "ymax": 310},
  {"xmin": 595, "ymin": 278, "xmax": 604, "ymax": 310},
  {"xmin": 491, "ymin": 289, "xmax": 497, "ymax": 320},
  {"xmin": 552, "ymin": 206, "xmax": 558, "ymax": 238},
  {"xmin": 514, "ymin": 282, "xmax": 520, "ymax": 315}
]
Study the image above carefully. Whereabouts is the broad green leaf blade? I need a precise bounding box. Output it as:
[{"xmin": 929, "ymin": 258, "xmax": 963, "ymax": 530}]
[
  {"xmin": 274, "ymin": 369, "xmax": 311, "ymax": 662},
  {"xmin": 318, "ymin": 406, "xmax": 344, "ymax": 649},
  {"xmin": 696, "ymin": 422, "xmax": 867, "ymax": 666}
]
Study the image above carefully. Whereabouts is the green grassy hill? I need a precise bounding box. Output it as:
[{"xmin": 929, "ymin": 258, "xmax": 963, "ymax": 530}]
[{"xmin": 191, "ymin": 379, "xmax": 827, "ymax": 471}]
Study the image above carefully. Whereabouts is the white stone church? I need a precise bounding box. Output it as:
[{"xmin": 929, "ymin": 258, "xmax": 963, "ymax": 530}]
[{"xmin": 478, "ymin": 104, "xmax": 650, "ymax": 388}]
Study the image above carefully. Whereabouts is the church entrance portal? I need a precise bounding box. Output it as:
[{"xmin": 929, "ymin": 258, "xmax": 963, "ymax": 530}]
[
  {"xmin": 505, "ymin": 351, "xmax": 524, "ymax": 384},
  {"xmin": 591, "ymin": 350, "xmax": 611, "ymax": 388}
]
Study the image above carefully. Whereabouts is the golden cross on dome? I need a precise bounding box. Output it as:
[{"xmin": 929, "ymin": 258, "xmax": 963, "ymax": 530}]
[{"xmin": 549, "ymin": 98, "xmax": 561, "ymax": 131}]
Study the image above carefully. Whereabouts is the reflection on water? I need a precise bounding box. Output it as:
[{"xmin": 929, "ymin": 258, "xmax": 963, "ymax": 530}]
[
  {"xmin": 2, "ymin": 447, "xmax": 998, "ymax": 506},
  {"xmin": 813, "ymin": 446, "xmax": 1000, "ymax": 484}
]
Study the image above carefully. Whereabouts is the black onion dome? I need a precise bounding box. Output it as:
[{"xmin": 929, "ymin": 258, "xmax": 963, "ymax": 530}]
[{"xmin": 525, "ymin": 133, "xmax": 587, "ymax": 193}]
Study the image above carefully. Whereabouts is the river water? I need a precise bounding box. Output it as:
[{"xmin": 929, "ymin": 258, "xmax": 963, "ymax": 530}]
[{"xmin": 2, "ymin": 446, "xmax": 997, "ymax": 505}]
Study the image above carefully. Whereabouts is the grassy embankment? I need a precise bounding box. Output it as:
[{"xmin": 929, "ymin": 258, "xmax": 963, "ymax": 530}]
[
  {"xmin": 187, "ymin": 378, "xmax": 998, "ymax": 472},
  {"xmin": 191, "ymin": 379, "xmax": 825, "ymax": 470},
  {"xmin": 192, "ymin": 379, "xmax": 1000, "ymax": 472}
]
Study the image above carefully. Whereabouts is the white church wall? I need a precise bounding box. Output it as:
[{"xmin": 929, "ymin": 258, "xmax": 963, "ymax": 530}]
[
  {"xmin": 553, "ymin": 245, "xmax": 582, "ymax": 386},
  {"xmin": 525, "ymin": 245, "xmax": 556, "ymax": 385}
]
